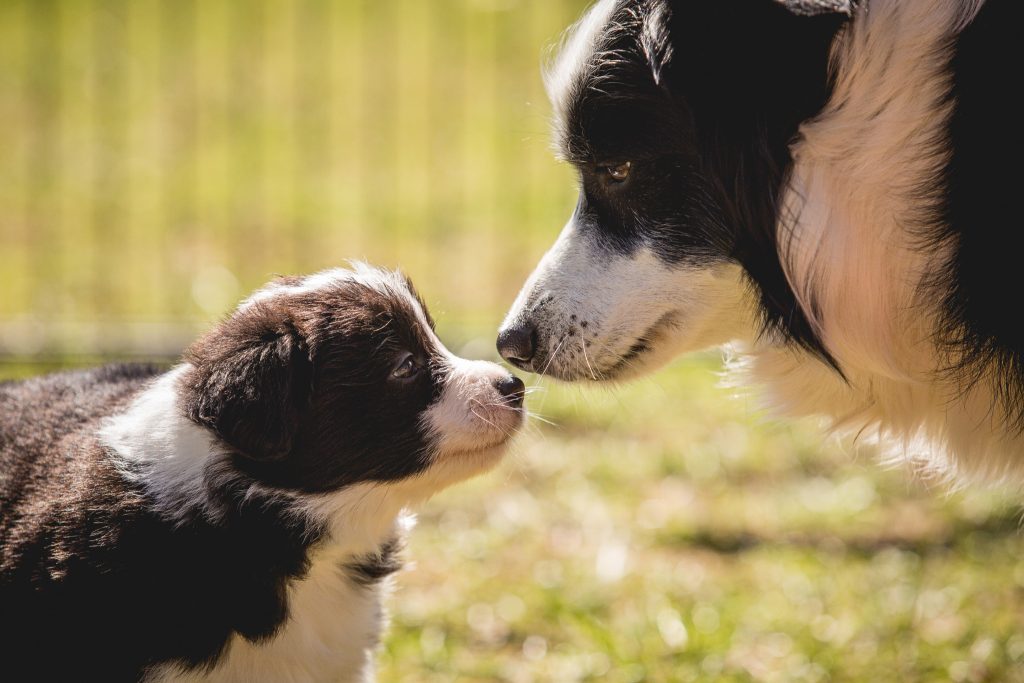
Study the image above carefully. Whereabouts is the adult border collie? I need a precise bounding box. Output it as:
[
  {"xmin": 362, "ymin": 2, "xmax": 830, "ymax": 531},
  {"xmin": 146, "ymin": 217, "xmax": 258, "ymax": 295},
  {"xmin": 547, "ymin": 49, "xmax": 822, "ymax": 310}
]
[
  {"xmin": 1, "ymin": 264, "xmax": 525, "ymax": 682},
  {"xmin": 498, "ymin": 0, "xmax": 1019, "ymax": 482}
]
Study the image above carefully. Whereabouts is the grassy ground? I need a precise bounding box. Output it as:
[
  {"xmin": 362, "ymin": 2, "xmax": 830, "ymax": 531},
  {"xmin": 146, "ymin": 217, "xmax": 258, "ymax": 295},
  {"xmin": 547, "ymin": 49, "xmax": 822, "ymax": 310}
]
[{"xmin": 376, "ymin": 352, "xmax": 1024, "ymax": 683}]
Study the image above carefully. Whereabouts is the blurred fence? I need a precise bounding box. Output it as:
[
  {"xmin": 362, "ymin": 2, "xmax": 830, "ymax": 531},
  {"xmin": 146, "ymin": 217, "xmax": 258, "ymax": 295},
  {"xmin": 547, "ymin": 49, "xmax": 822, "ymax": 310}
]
[{"xmin": 0, "ymin": 0, "xmax": 586, "ymax": 367}]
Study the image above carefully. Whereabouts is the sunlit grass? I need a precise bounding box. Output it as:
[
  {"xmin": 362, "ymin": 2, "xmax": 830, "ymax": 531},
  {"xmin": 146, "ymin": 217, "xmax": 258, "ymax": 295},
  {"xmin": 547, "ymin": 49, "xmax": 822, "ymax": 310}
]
[{"xmin": 378, "ymin": 352, "xmax": 1024, "ymax": 683}]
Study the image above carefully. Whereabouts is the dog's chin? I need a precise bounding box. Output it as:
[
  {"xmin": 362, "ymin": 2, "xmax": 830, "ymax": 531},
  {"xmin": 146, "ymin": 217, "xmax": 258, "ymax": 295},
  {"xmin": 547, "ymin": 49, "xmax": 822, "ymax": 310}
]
[
  {"xmin": 422, "ymin": 439, "xmax": 515, "ymax": 489},
  {"xmin": 426, "ymin": 410, "xmax": 523, "ymax": 480},
  {"xmin": 597, "ymin": 343, "xmax": 677, "ymax": 382},
  {"xmin": 445, "ymin": 432, "xmax": 516, "ymax": 460},
  {"xmin": 376, "ymin": 432, "xmax": 518, "ymax": 507},
  {"xmin": 544, "ymin": 343, "xmax": 675, "ymax": 383}
]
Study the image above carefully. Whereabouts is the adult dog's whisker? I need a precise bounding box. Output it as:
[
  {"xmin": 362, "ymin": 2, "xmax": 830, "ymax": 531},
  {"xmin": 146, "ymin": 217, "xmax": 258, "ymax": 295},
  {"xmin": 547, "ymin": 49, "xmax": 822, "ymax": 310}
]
[{"xmin": 580, "ymin": 335, "xmax": 599, "ymax": 381}]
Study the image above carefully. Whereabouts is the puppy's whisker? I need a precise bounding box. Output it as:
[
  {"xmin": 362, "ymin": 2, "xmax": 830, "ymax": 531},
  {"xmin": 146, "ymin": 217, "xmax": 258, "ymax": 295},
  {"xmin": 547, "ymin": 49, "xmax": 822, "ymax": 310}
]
[
  {"xmin": 489, "ymin": 395, "xmax": 525, "ymax": 407},
  {"xmin": 526, "ymin": 412, "xmax": 558, "ymax": 427},
  {"xmin": 469, "ymin": 408, "xmax": 516, "ymax": 440},
  {"xmin": 468, "ymin": 406, "xmax": 501, "ymax": 434}
]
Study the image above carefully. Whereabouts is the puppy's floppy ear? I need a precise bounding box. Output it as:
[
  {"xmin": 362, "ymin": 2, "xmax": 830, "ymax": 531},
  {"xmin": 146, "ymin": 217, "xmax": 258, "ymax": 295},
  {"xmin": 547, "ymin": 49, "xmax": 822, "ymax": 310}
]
[{"xmin": 182, "ymin": 300, "xmax": 313, "ymax": 460}]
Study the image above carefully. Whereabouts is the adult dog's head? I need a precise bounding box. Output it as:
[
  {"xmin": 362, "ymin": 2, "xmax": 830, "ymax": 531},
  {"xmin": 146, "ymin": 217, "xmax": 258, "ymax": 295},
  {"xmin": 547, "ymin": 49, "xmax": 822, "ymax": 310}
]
[{"xmin": 498, "ymin": 0, "xmax": 850, "ymax": 381}]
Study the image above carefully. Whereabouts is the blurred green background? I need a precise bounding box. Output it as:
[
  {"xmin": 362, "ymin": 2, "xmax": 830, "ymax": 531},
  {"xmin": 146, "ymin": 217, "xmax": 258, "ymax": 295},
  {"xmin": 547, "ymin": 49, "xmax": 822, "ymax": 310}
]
[
  {"xmin": 0, "ymin": 0, "xmax": 577, "ymax": 363},
  {"xmin": 1, "ymin": 1, "xmax": 1023, "ymax": 681}
]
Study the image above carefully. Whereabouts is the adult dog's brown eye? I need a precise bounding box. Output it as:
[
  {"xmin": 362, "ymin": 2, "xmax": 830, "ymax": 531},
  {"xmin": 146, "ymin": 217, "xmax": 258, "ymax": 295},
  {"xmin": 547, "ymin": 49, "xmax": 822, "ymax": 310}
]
[
  {"xmin": 605, "ymin": 161, "xmax": 631, "ymax": 182},
  {"xmin": 391, "ymin": 354, "xmax": 420, "ymax": 380}
]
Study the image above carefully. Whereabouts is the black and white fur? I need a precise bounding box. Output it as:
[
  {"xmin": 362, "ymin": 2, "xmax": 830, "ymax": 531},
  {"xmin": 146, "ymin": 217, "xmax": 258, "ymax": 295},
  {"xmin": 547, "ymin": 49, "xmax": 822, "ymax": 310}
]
[
  {"xmin": 0, "ymin": 264, "xmax": 525, "ymax": 682},
  {"xmin": 498, "ymin": 0, "xmax": 1020, "ymax": 482}
]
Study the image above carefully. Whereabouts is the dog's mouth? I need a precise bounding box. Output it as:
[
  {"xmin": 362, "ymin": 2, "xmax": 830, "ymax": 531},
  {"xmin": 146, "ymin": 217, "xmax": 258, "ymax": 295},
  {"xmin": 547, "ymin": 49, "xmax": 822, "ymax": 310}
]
[
  {"xmin": 598, "ymin": 310, "xmax": 680, "ymax": 379},
  {"xmin": 526, "ymin": 311, "xmax": 681, "ymax": 382},
  {"xmin": 449, "ymin": 432, "xmax": 516, "ymax": 457},
  {"xmin": 432, "ymin": 400, "xmax": 524, "ymax": 460}
]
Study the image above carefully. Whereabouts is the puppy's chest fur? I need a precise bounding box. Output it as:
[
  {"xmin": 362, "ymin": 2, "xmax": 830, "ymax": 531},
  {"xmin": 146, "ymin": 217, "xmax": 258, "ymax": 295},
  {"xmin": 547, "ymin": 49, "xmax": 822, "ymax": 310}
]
[
  {"xmin": 147, "ymin": 547, "xmax": 390, "ymax": 683},
  {"xmin": 0, "ymin": 366, "xmax": 401, "ymax": 680}
]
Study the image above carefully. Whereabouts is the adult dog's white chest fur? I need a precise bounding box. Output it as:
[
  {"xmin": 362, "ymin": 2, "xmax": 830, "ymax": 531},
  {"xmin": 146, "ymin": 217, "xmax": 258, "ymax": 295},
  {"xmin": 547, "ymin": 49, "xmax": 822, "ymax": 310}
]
[{"xmin": 743, "ymin": 0, "xmax": 1014, "ymax": 481}]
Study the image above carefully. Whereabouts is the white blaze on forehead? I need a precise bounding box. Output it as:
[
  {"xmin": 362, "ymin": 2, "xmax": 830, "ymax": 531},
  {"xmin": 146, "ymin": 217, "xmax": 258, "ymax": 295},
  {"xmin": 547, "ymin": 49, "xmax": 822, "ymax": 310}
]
[
  {"xmin": 640, "ymin": 1, "xmax": 672, "ymax": 86},
  {"xmin": 238, "ymin": 262, "xmax": 408, "ymax": 312},
  {"xmin": 544, "ymin": 0, "xmax": 618, "ymax": 148},
  {"xmin": 239, "ymin": 268, "xmax": 349, "ymax": 310}
]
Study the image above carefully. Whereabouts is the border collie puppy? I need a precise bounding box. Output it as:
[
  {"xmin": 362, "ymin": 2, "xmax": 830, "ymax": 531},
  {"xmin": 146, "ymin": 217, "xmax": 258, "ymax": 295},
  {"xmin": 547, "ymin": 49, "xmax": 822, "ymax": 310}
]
[
  {"xmin": 498, "ymin": 0, "xmax": 1019, "ymax": 482},
  {"xmin": 0, "ymin": 264, "xmax": 525, "ymax": 682}
]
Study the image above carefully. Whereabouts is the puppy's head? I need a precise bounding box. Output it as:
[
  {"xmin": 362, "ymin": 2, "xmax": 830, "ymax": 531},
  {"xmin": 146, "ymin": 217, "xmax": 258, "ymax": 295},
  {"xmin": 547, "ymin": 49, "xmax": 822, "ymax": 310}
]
[
  {"xmin": 181, "ymin": 264, "xmax": 525, "ymax": 495},
  {"xmin": 498, "ymin": 0, "xmax": 848, "ymax": 381}
]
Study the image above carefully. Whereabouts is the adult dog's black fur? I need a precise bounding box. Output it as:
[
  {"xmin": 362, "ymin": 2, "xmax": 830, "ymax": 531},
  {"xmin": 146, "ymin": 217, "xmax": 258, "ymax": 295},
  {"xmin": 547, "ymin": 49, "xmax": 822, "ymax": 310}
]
[{"xmin": 499, "ymin": 0, "xmax": 1020, "ymax": 481}]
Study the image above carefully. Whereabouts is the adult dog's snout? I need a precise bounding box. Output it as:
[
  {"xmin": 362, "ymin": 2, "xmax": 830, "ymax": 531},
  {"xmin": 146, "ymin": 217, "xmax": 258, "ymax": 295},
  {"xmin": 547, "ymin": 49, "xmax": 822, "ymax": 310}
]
[{"xmin": 496, "ymin": 320, "xmax": 537, "ymax": 368}]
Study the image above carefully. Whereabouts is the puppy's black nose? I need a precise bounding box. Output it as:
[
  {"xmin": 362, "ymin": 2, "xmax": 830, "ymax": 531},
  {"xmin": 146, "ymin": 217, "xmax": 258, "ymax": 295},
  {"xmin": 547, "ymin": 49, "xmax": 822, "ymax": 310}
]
[
  {"xmin": 494, "ymin": 374, "xmax": 526, "ymax": 408},
  {"xmin": 497, "ymin": 321, "xmax": 536, "ymax": 366}
]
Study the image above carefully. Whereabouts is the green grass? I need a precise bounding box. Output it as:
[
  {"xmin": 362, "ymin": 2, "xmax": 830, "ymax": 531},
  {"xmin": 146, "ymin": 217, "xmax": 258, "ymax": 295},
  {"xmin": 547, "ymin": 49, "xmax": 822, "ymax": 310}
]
[
  {"xmin": 3, "ymin": 2, "xmax": 1024, "ymax": 681},
  {"xmin": 376, "ymin": 355, "xmax": 1024, "ymax": 683}
]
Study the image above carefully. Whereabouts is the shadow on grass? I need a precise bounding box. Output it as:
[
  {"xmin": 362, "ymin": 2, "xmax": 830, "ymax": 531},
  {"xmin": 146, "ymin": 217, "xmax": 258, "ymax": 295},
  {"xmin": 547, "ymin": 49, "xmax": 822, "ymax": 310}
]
[{"xmin": 658, "ymin": 507, "xmax": 1023, "ymax": 557}]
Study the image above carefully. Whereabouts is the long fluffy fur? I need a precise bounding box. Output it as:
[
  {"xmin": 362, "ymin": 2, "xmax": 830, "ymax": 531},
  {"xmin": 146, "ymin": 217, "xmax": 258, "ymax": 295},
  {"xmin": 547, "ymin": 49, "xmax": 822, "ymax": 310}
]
[
  {"xmin": 762, "ymin": 0, "xmax": 1019, "ymax": 482},
  {"xmin": 500, "ymin": 0, "xmax": 1021, "ymax": 486}
]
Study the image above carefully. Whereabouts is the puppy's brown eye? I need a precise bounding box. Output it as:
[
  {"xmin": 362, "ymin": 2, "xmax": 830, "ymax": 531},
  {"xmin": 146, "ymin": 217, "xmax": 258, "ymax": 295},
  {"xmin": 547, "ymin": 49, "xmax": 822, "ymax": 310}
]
[
  {"xmin": 391, "ymin": 354, "xmax": 420, "ymax": 380},
  {"xmin": 604, "ymin": 161, "xmax": 631, "ymax": 182}
]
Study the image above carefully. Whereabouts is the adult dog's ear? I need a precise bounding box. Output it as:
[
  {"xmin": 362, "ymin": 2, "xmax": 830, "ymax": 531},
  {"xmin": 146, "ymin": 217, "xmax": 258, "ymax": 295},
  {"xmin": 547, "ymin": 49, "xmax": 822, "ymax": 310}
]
[
  {"xmin": 182, "ymin": 300, "xmax": 314, "ymax": 461},
  {"xmin": 775, "ymin": 0, "xmax": 853, "ymax": 16},
  {"xmin": 644, "ymin": 0, "xmax": 851, "ymax": 90}
]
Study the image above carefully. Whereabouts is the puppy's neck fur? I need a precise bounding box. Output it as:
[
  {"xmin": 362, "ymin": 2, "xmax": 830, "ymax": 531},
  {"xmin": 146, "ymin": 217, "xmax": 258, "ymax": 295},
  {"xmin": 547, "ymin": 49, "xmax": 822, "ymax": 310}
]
[
  {"xmin": 101, "ymin": 366, "xmax": 218, "ymax": 520},
  {"xmin": 99, "ymin": 365, "xmax": 412, "ymax": 557}
]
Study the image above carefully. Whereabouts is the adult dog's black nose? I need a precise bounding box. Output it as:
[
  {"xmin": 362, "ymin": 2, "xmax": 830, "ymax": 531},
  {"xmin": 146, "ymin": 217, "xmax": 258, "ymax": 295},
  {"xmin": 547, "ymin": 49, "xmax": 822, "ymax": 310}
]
[
  {"xmin": 494, "ymin": 374, "xmax": 526, "ymax": 408},
  {"xmin": 497, "ymin": 321, "xmax": 536, "ymax": 367}
]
